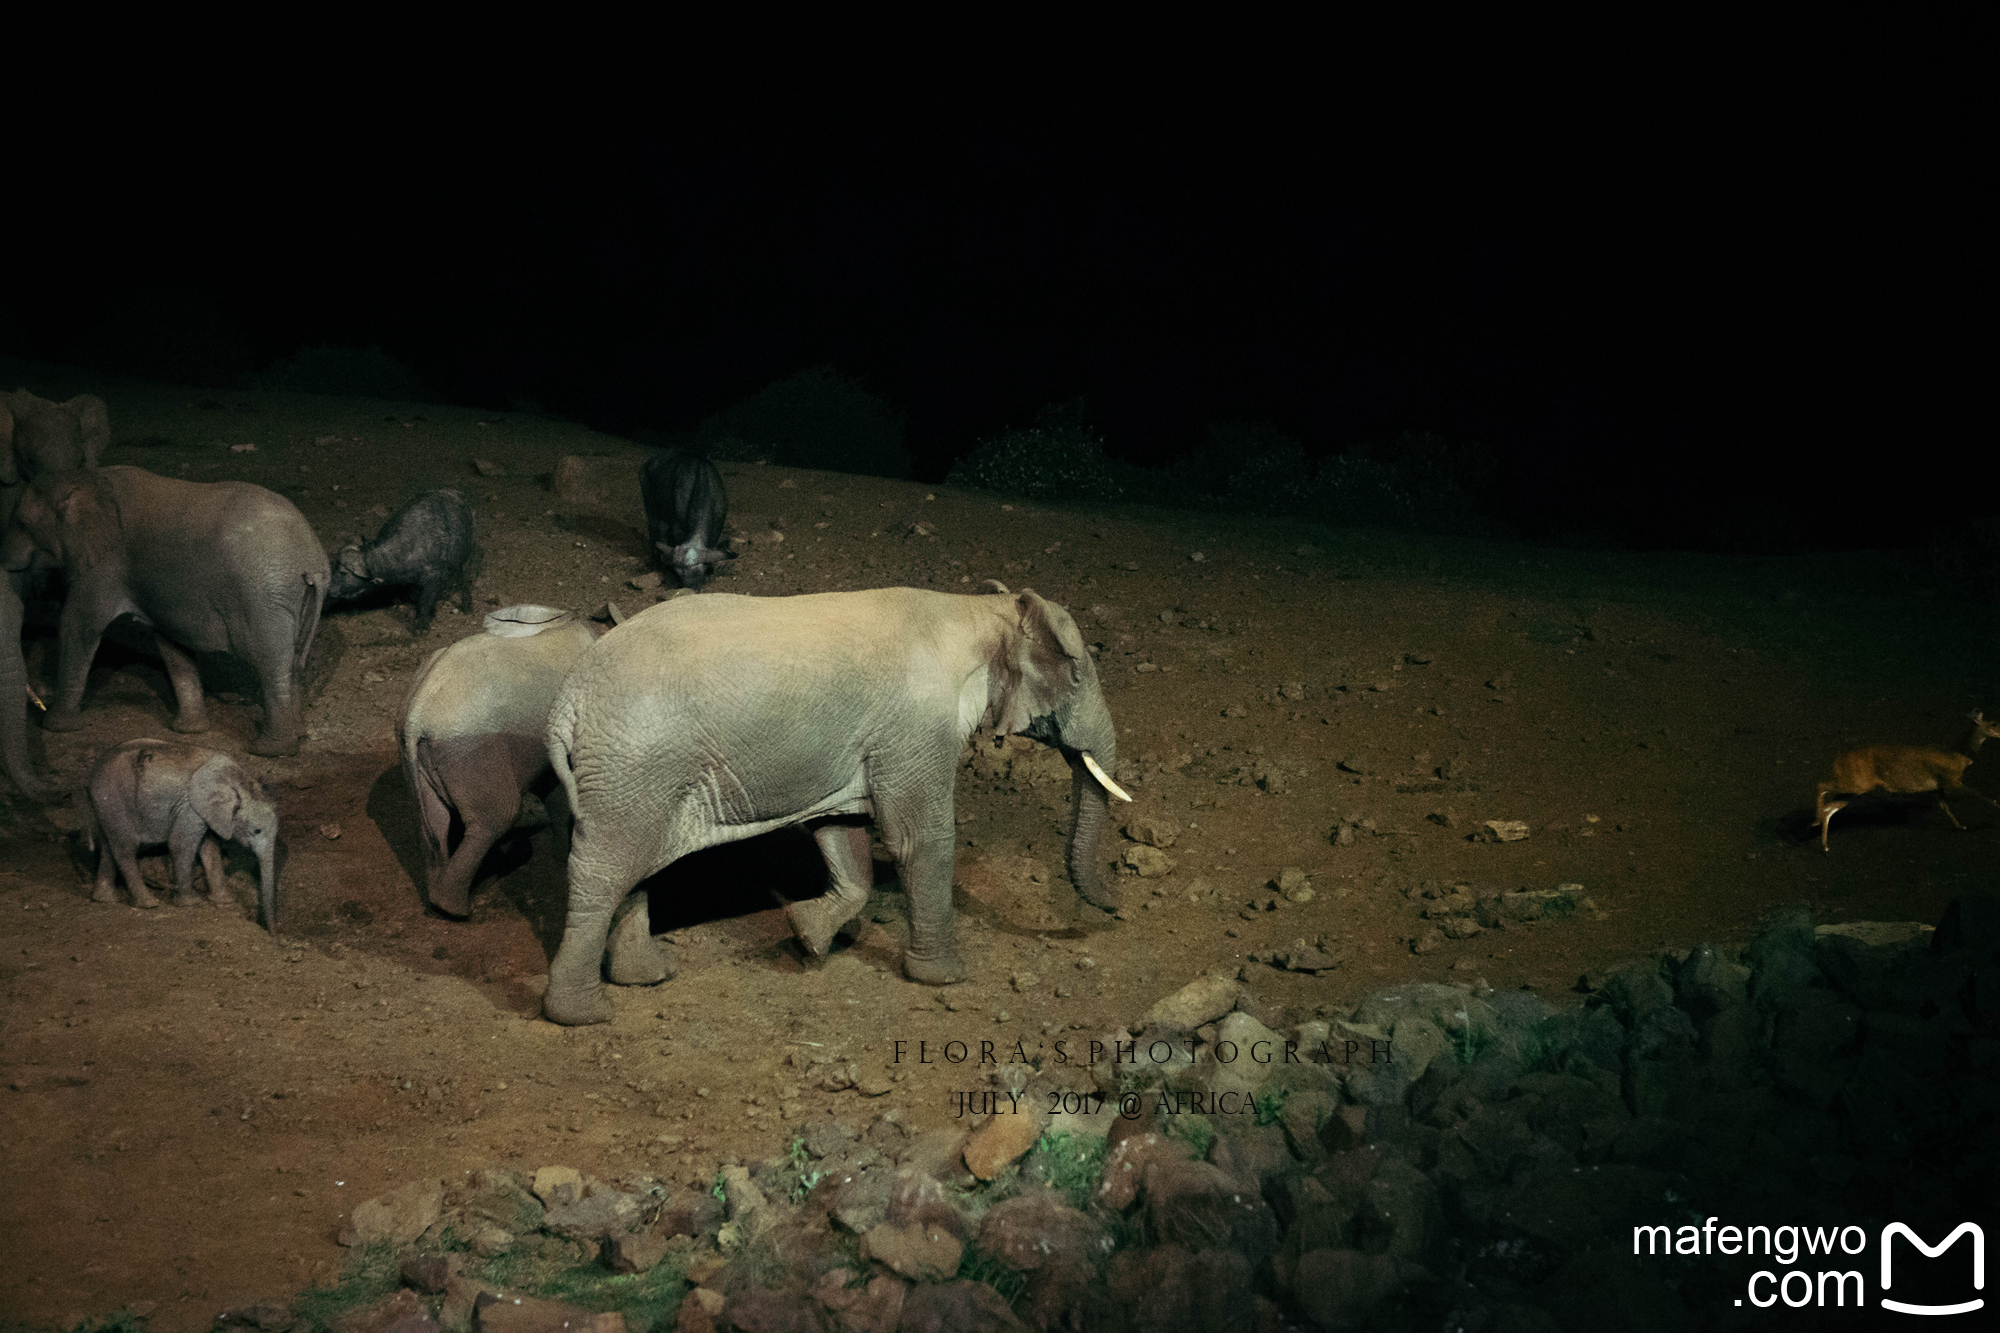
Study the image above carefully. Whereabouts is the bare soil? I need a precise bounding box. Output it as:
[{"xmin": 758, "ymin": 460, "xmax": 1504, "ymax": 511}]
[{"xmin": 2, "ymin": 365, "xmax": 1993, "ymax": 1330}]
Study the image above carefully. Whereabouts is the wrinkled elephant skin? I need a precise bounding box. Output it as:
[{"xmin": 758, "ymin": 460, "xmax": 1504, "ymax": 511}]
[{"xmin": 541, "ymin": 587, "xmax": 1123, "ymax": 1026}]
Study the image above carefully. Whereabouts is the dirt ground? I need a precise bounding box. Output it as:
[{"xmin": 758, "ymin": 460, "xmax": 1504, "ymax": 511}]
[{"xmin": 2, "ymin": 364, "xmax": 1994, "ymax": 1330}]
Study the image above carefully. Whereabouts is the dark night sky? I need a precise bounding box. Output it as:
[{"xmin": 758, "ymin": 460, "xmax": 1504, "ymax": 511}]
[{"xmin": 5, "ymin": 59, "xmax": 1985, "ymax": 550}]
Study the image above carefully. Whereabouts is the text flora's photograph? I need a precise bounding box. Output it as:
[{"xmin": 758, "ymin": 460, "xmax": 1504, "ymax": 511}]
[{"xmin": 0, "ymin": 73, "xmax": 1992, "ymax": 1333}]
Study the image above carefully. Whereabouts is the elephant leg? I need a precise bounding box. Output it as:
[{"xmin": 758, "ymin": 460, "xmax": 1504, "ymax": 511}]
[
  {"xmin": 42, "ymin": 599, "xmax": 112, "ymax": 731},
  {"xmin": 0, "ymin": 577, "xmax": 52, "ymax": 801},
  {"xmin": 789, "ymin": 821, "xmax": 872, "ymax": 958},
  {"xmin": 168, "ymin": 818, "xmax": 205, "ymax": 902},
  {"xmin": 155, "ymin": 635, "xmax": 212, "ymax": 734},
  {"xmin": 877, "ymin": 789, "xmax": 965, "ymax": 985},
  {"xmin": 92, "ymin": 842, "xmax": 119, "ymax": 903},
  {"xmin": 199, "ymin": 836, "xmax": 231, "ymax": 904},
  {"xmin": 245, "ymin": 638, "xmax": 304, "ymax": 758},
  {"xmin": 607, "ymin": 889, "xmax": 675, "ymax": 985},
  {"xmin": 432, "ymin": 804, "xmax": 512, "ymax": 918},
  {"xmin": 110, "ymin": 836, "xmax": 159, "ymax": 909},
  {"xmin": 543, "ymin": 824, "xmax": 641, "ymax": 1026}
]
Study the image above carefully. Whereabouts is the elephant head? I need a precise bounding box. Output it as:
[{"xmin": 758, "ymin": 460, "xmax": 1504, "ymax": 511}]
[
  {"xmin": 1, "ymin": 468, "xmax": 121, "ymax": 573},
  {"xmin": 985, "ymin": 589, "xmax": 1129, "ymax": 911},
  {"xmin": 0, "ymin": 391, "xmax": 110, "ymax": 483},
  {"xmin": 190, "ymin": 754, "xmax": 280, "ymax": 938}
]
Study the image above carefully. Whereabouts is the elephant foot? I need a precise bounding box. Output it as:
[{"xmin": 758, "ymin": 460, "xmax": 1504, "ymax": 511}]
[
  {"xmin": 786, "ymin": 895, "xmax": 864, "ymax": 959},
  {"xmin": 427, "ymin": 883, "xmax": 471, "ymax": 919},
  {"xmin": 92, "ymin": 884, "xmax": 117, "ymax": 904},
  {"xmin": 903, "ymin": 950, "xmax": 966, "ymax": 986},
  {"xmin": 249, "ymin": 731, "xmax": 302, "ymax": 758},
  {"xmin": 131, "ymin": 891, "xmax": 161, "ymax": 909},
  {"xmin": 40, "ymin": 708, "xmax": 87, "ymax": 734},
  {"xmin": 543, "ymin": 983, "xmax": 615, "ymax": 1027},
  {"xmin": 607, "ymin": 901, "xmax": 675, "ymax": 985}
]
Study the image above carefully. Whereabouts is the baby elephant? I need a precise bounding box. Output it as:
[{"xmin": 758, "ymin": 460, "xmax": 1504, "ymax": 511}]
[
  {"xmin": 331, "ymin": 489, "xmax": 480, "ymax": 632},
  {"xmin": 641, "ymin": 449, "xmax": 734, "ymax": 590},
  {"xmin": 84, "ymin": 738, "xmax": 281, "ymax": 937},
  {"xmin": 398, "ymin": 605, "xmax": 603, "ymax": 917}
]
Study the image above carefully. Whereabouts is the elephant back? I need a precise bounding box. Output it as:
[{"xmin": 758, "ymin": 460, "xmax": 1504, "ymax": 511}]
[{"xmin": 403, "ymin": 617, "xmax": 599, "ymax": 748}]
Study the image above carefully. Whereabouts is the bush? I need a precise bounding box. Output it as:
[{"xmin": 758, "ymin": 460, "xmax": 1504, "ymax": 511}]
[
  {"xmin": 245, "ymin": 344, "xmax": 431, "ymax": 401},
  {"xmin": 79, "ymin": 283, "xmax": 255, "ymax": 387},
  {"xmin": 1173, "ymin": 424, "xmax": 1498, "ymax": 532},
  {"xmin": 1929, "ymin": 513, "xmax": 2000, "ymax": 601},
  {"xmin": 946, "ymin": 400, "xmax": 1126, "ymax": 501},
  {"xmin": 697, "ymin": 366, "xmax": 909, "ymax": 477}
]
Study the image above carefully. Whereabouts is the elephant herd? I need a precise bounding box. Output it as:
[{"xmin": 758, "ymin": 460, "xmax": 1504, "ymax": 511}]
[{"xmin": 2, "ymin": 392, "xmax": 1132, "ymax": 1025}]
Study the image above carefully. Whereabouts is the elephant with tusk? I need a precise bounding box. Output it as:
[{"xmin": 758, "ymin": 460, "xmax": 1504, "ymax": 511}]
[{"xmin": 540, "ymin": 586, "xmax": 1129, "ymax": 1025}]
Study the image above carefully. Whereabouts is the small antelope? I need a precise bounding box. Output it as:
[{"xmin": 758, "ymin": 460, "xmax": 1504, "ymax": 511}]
[{"xmin": 1815, "ymin": 710, "xmax": 2000, "ymax": 851}]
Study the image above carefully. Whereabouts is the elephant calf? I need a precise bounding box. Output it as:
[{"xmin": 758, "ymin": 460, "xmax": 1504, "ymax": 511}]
[
  {"xmin": 85, "ymin": 738, "xmax": 281, "ymax": 936},
  {"xmin": 397, "ymin": 605, "xmax": 603, "ymax": 917},
  {"xmin": 541, "ymin": 586, "xmax": 1130, "ymax": 1025}
]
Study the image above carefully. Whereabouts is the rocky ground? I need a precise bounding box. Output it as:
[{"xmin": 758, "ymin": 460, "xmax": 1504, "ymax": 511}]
[{"xmin": 1, "ymin": 357, "xmax": 1995, "ymax": 1330}]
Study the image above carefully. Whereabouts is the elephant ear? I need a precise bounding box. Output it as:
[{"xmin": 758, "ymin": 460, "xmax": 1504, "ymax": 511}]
[
  {"xmin": 0, "ymin": 398, "xmax": 16, "ymax": 486},
  {"xmin": 189, "ymin": 755, "xmax": 244, "ymax": 838},
  {"xmin": 991, "ymin": 589, "xmax": 1089, "ymax": 736},
  {"xmin": 64, "ymin": 395, "xmax": 112, "ymax": 466}
]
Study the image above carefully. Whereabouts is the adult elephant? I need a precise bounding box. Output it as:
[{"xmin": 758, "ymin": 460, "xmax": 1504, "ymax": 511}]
[
  {"xmin": 540, "ymin": 585, "xmax": 1131, "ymax": 1026},
  {"xmin": 0, "ymin": 466, "xmax": 328, "ymax": 757},
  {"xmin": 0, "ymin": 390, "xmax": 107, "ymax": 798}
]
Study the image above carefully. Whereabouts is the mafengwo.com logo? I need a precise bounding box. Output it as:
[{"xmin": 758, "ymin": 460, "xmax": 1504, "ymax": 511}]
[{"xmin": 1635, "ymin": 1218, "xmax": 1983, "ymax": 1315}]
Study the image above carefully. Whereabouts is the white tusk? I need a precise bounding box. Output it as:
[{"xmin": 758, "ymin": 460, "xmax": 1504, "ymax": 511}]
[
  {"xmin": 26, "ymin": 684, "xmax": 45, "ymax": 711},
  {"xmin": 1081, "ymin": 752, "xmax": 1133, "ymax": 802},
  {"xmin": 606, "ymin": 601, "xmax": 628, "ymax": 626}
]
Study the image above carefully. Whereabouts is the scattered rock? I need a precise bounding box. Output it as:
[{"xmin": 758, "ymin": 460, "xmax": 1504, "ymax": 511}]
[
  {"xmin": 627, "ymin": 570, "xmax": 663, "ymax": 589},
  {"xmin": 342, "ymin": 1177, "xmax": 443, "ymax": 1248},
  {"xmin": 1476, "ymin": 819, "xmax": 1530, "ymax": 842},
  {"xmin": 529, "ymin": 1166, "xmax": 582, "ymax": 1208},
  {"xmin": 1275, "ymin": 867, "xmax": 1312, "ymax": 903},
  {"xmin": 603, "ymin": 1230, "xmax": 669, "ymax": 1274},
  {"xmin": 472, "ymin": 459, "xmax": 503, "ymax": 476},
  {"xmin": 319, "ymin": 822, "xmax": 343, "ymax": 840},
  {"xmin": 962, "ymin": 1100, "xmax": 1045, "ymax": 1180},
  {"xmin": 898, "ymin": 1279, "xmax": 1028, "ymax": 1332},
  {"xmin": 543, "ymin": 1179, "xmax": 645, "ymax": 1242},
  {"xmin": 862, "ymin": 1220, "xmax": 961, "ymax": 1279},
  {"xmin": 1095, "ymin": 1131, "xmax": 1196, "ymax": 1211},
  {"xmin": 1124, "ymin": 815, "xmax": 1181, "ymax": 848},
  {"xmin": 1122, "ymin": 845, "xmax": 1177, "ymax": 877},
  {"xmin": 1142, "ymin": 973, "xmax": 1241, "ymax": 1032}
]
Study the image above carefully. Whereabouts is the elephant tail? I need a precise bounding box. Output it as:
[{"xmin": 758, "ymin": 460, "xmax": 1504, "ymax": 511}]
[
  {"xmin": 293, "ymin": 570, "xmax": 325, "ymax": 672},
  {"xmin": 546, "ymin": 686, "xmax": 583, "ymax": 831},
  {"xmin": 406, "ymin": 737, "xmax": 452, "ymax": 883}
]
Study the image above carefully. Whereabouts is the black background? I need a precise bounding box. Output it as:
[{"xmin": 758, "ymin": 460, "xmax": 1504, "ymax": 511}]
[{"xmin": 4, "ymin": 45, "xmax": 1984, "ymax": 550}]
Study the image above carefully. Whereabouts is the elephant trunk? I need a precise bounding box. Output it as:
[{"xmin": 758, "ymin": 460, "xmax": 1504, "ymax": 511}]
[
  {"xmin": 1061, "ymin": 689, "xmax": 1121, "ymax": 912},
  {"xmin": 253, "ymin": 833, "xmax": 279, "ymax": 939},
  {"xmin": 0, "ymin": 577, "xmax": 50, "ymax": 802}
]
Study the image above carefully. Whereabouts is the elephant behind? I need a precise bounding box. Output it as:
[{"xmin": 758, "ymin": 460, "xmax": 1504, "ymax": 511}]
[
  {"xmin": 0, "ymin": 466, "xmax": 328, "ymax": 757},
  {"xmin": 541, "ymin": 586, "xmax": 1128, "ymax": 1026},
  {"xmin": 1, "ymin": 389, "xmax": 110, "ymax": 799},
  {"xmin": 397, "ymin": 605, "xmax": 603, "ymax": 917}
]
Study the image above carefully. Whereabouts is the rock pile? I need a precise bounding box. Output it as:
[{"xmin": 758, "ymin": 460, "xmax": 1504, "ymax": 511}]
[{"xmin": 217, "ymin": 893, "xmax": 1995, "ymax": 1332}]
